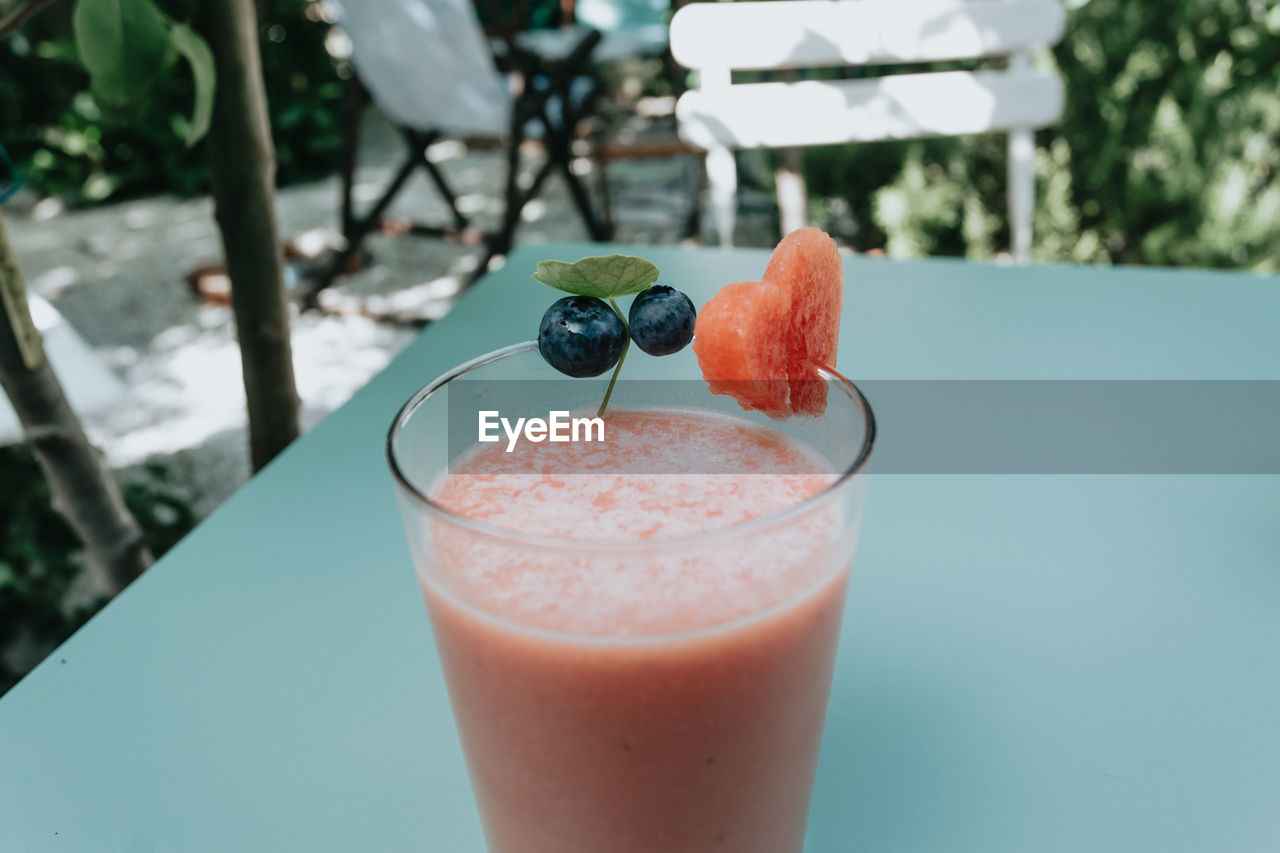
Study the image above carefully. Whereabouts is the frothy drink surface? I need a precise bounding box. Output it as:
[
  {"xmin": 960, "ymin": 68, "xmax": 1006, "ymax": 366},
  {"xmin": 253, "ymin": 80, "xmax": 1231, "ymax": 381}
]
[{"xmin": 428, "ymin": 409, "xmax": 838, "ymax": 636}]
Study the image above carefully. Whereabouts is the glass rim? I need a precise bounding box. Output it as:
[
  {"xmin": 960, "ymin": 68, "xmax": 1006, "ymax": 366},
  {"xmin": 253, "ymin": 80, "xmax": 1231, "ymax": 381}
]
[{"xmin": 386, "ymin": 340, "xmax": 877, "ymax": 552}]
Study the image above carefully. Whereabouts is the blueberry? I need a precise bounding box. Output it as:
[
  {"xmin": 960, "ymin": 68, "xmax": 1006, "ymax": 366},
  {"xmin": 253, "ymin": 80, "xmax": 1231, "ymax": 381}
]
[
  {"xmin": 627, "ymin": 285, "xmax": 696, "ymax": 356},
  {"xmin": 538, "ymin": 295, "xmax": 627, "ymax": 377}
]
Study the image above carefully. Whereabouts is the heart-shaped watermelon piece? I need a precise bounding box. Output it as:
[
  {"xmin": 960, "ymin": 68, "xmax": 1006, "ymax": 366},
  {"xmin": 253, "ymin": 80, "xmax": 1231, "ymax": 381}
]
[
  {"xmin": 693, "ymin": 228, "xmax": 843, "ymax": 417},
  {"xmin": 690, "ymin": 279, "xmax": 790, "ymax": 416}
]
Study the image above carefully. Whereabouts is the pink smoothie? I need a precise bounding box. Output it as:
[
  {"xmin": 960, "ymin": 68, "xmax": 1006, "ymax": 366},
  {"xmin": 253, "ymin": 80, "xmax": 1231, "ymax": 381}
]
[{"xmin": 421, "ymin": 409, "xmax": 853, "ymax": 853}]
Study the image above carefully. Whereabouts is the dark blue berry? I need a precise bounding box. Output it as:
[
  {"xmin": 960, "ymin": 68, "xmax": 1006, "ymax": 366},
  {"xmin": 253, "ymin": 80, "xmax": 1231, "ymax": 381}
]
[
  {"xmin": 538, "ymin": 296, "xmax": 626, "ymax": 377},
  {"xmin": 627, "ymin": 285, "xmax": 696, "ymax": 356}
]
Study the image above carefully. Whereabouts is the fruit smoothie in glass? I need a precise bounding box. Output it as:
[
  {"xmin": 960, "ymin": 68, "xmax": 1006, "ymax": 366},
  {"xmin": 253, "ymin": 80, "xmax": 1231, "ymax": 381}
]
[{"xmin": 388, "ymin": 229, "xmax": 870, "ymax": 851}]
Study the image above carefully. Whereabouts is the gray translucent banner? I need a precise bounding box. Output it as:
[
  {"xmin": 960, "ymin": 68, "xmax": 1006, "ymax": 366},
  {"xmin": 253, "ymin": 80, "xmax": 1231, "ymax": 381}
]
[{"xmin": 445, "ymin": 380, "xmax": 1280, "ymax": 474}]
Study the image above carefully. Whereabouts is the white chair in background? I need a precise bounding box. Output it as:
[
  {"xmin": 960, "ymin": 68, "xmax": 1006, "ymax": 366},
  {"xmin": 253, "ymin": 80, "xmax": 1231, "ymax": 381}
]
[
  {"xmin": 328, "ymin": 0, "xmax": 510, "ymax": 140},
  {"xmin": 670, "ymin": 0, "xmax": 1065, "ymax": 262},
  {"xmin": 320, "ymin": 0, "xmax": 609, "ymax": 293}
]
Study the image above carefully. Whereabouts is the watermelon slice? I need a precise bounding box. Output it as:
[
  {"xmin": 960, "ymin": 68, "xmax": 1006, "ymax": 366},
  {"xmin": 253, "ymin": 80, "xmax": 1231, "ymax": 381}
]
[
  {"xmin": 764, "ymin": 227, "xmax": 842, "ymax": 415},
  {"xmin": 693, "ymin": 228, "xmax": 843, "ymax": 417},
  {"xmin": 690, "ymin": 280, "xmax": 790, "ymax": 416}
]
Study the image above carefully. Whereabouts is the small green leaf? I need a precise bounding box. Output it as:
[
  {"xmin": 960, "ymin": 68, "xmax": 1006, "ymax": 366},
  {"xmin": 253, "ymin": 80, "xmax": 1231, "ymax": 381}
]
[
  {"xmin": 73, "ymin": 0, "xmax": 171, "ymax": 109},
  {"xmin": 532, "ymin": 254, "xmax": 660, "ymax": 299},
  {"xmin": 168, "ymin": 23, "xmax": 216, "ymax": 148}
]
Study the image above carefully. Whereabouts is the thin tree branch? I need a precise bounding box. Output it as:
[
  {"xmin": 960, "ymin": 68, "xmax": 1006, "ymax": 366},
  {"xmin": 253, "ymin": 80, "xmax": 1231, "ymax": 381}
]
[
  {"xmin": 0, "ymin": 211, "xmax": 152, "ymax": 593},
  {"xmin": 201, "ymin": 0, "xmax": 301, "ymax": 471},
  {"xmin": 0, "ymin": 0, "xmax": 63, "ymax": 40}
]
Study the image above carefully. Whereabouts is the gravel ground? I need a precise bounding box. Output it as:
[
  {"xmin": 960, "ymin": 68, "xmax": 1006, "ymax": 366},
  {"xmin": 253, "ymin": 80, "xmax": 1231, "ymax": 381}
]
[{"xmin": 5, "ymin": 113, "xmax": 777, "ymax": 520}]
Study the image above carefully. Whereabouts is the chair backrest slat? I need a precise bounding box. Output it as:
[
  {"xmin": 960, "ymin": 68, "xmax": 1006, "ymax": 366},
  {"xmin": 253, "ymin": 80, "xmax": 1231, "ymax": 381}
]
[
  {"xmin": 670, "ymin": 0, "xmax": 1065, "ymax": 255},
  {"xmin": 670, "ymin": 0, "xmax": 1065, "ymax": 71},
  {"xmin": 677, "ymin": 69, "xmax": 1063, "ymax": 150}
]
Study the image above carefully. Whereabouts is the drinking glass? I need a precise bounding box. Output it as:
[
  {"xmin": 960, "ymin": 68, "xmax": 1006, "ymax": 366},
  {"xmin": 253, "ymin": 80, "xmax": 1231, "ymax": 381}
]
[{"xmin": 387, "ymin": 342, "xmax": 875, "ymax": 853}]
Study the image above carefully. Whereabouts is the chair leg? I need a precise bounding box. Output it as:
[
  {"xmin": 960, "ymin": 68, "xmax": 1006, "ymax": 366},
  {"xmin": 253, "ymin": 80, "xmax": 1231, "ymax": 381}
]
[
  {"xmin": 405, "ymin": 129, "xmax": 470, "ymax": 230},
  {"xmin": 493, "ymin": 100, "xmax": 530, "ymax": 260},
  {"xmin": 421, "ymin": 157, "xmax": 469, "ymax": 230},
  {"xmin": 472, "ymin": 152, "xmax": 557, "ymax": 286},
  {"xmin": 544, "ymin": 77, "xmax": 611, "ymax": 242},
  {"xmin": 552, "ymin": 126, "xmax": 610, "ymax": 241},
  {"xmin": 594, "ymin": 148, "xmax": 614, "ymax": 237},
  {"xmin": 338, "ymin": 76, "xmax": 368, "ymax": 242},
  {"xmin": 350, "ymin": 150, "xmax": 421, "ymax": 246},
  {"xmin": 313, "ymin": 149, "xmax": 422, "ymax": 301},
  {"xmin": 1009, "ymin": 126, "xmax": 1034, "ymax": 265},
  {"xmin": 683, "ymin": 152, "xmax": 706, "ymax": 241},
  {"xmin": 705, "ymin": 145, "xmax": 737, "ymax": 247},
  {"xmin": 520, "ymin": 157, "xmax": 559, "ymax": 233}
]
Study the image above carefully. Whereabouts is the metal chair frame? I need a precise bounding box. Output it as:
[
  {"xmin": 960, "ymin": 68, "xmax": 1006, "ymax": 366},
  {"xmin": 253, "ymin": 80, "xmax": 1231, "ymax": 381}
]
[{"xmin": 316, "ymin": 24, "xmax": 610, "ymax": 298}]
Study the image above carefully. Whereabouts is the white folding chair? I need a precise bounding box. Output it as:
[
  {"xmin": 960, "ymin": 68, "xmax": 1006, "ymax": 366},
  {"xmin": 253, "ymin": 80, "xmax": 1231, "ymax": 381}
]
[
  {"xmin": 670, "ymin": 0, "xmax": 1065, "ymax": 261},
  {"xmin": 320, "ymin": 0, "xmax": 609, "ymax": 294}
]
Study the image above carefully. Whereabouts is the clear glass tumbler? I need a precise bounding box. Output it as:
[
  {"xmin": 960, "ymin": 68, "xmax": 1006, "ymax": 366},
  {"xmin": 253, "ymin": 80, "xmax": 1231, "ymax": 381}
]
[{"xmin": 387, "ymin": 342, "xmax": 875, "ymax": 853}]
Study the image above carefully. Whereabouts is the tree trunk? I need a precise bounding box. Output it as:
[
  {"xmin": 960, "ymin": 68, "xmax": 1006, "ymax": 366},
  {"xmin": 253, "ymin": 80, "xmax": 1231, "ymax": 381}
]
[
  {"xmin": 0, "ymin": 211, "xmax": 152, "ymax": 594},
  {"xmin": 203, "ymin": 0, "xmax": 301, "ymax": 472}
]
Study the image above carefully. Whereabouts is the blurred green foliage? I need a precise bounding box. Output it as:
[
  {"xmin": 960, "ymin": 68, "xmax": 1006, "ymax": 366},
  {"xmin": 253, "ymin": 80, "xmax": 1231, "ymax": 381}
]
[
  {"xmin": 4, "ymin": 0, "xmax": 1278, "ymax": 270},
  {"xmin": 0, "ymin": 446, "xmax": 196, "ymax": 696},
  {"xmin": 0, "ymin": 0, "xmax": 343, "ymax": 203},
  {"xmin": 792, "ymin": 0, "xmax": 1280, "ymax": 270}
]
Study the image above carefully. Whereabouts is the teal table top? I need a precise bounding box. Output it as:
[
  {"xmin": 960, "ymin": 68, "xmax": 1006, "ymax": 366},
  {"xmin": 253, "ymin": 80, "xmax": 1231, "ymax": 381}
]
[{"xmin": 2, "ymin": 245, "xmax": 1278, "ymax": 852}]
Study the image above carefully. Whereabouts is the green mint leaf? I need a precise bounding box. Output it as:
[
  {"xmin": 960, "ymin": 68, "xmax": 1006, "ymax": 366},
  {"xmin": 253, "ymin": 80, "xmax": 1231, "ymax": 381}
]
[{"xmin": 532, "ymin": 254, "xmax": 660, "ymax": 299}]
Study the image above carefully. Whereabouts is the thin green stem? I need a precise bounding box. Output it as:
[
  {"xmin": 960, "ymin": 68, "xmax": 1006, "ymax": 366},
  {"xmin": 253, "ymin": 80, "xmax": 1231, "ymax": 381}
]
[{"xmin": 597, "ymin": 297, "xmax": 630, "ymax": 418}]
